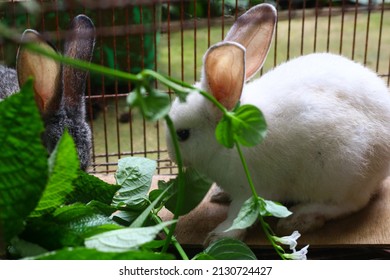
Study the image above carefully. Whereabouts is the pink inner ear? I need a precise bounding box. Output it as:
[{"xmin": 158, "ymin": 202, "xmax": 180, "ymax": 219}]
[
  {"xmin": 224, "ymin": 4, "xmax": 276, "ymax": 80},
  {"xmin": 17, "ymin": 31, "xmax": 61, "ymax": 114},
  {"xmin": 205, "ymin": 43, "xmax": 245, "ymax": 111}
]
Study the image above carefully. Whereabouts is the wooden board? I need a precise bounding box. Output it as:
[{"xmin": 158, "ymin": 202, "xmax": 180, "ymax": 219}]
[{"xmin": 95, "ymin": 174, "xmax": 390, "ymax": 248}]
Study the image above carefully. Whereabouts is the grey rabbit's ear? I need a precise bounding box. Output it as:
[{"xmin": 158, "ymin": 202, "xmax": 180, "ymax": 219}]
[
  {"xmin": 62, "ymin": 14, "xmax": 95, "ymax": 115},
  {"xmin": 16, "ymin": 30, "xmax": 62, "ymax": 115},
  {"xmin": 224, "ymin": 3, "xmax": 276, "ymax": 80}
]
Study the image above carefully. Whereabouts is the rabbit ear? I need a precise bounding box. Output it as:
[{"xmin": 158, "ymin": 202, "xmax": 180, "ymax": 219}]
[
  {"xmin": 16, "ymin": 30, "xmax": 61, "ymax": 114},
  {"xmin": 62, "ymin": 14, "xmax": 95, "ymax": 112},
  {"xmin": 204, "ymin": 42, "xmax": 245, "ymax": 111},
  {"xmin": 224, "ymin": 3, "xmax": 276, "ymax": 80}
]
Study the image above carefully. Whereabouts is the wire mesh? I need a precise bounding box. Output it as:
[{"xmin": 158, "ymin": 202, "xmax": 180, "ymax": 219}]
[{"xmin": 0, "ymin": 0, "xmax": 389, "ymax": 174}]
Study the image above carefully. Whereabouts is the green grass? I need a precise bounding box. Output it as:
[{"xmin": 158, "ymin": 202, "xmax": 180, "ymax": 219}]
[
  {"xmin": 157, "ymin": 11, "xmax": 389, "ymax": 83},
  {"xmin": 90, "ymin": 10, "xmax": 390, "ymax": 173}
]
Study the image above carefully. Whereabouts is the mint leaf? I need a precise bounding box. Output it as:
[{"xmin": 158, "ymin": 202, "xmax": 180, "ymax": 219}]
[
  {"xmin": 112, "ymin": 157, "xmax": 157, "ymax": 209},
  {"xmin": 260, "ymin": 199, "xmax": 292, "ymax": 218},
  {"xmin": 232, "ymin": 105, "xmax": 267, "ymax": 146},
  {"xmin": 85, "ymin": 220, "xmax": 176, "ymax": 252},
  {"xmin": 127, "ymin": 87, "xmax": 170, "ymax": 121},
  {"xmin": 197, "ymin": 238, "xmax": 257, "ymax": 260},
  {"xmin": 68, "ymin": 171, "xmax": 120, "ymax": 205},
  {"xmin": 30, "ymin": 131, "xmax": 79, "ymax": 217},
  {"xmin": 130, "ymin": 186, "xmax": 170, "ymax": 228},
  {"xmin": 215, "ymin": 113, "xmax": 235, "ymax": 148},
  {"xmin": 216, "ymin": 105, "xmax": 267, "ymax": 148},
  {"xmin": 0, "ymin": 79, "xmax": 48, "ymax": 242},
  {"xmin": 30, "ymin": 247, "xmax": 174, "ymax": 260},
  {"xmin": 52, "ymin": 203, "xmax": 121, "ymax": 238},
  {"xmin": 158, "ymin": 168, "xmax": 212, "ymax": 216},
  {"xmin": 225, "ymin": 196, "xmax": 258, "ymax": 232}
]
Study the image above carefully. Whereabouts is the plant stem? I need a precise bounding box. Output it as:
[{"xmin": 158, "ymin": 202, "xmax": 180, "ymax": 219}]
[
  {"xmin": 151, "ymin": 213, "xmax": 189, "ymax": 260},
  {"xmin": 142, "ymin": 69, "xmax": 227, "ymax": 114},
  {"xmin": 235, "ymin": 140, "xmax": 287, "ymax": 259},
  {"xmin": 258, "ymin": 215, "xmax": 287, "ymax": 260},
  {"xmin": 20, "ymin": 41, "xmax": 142, "ymax": 83},
  {"xmin": 234, "ymin": 141, "xmax": 258, "ymax": 198},
  {"xmin": 161, "ymin": 115, "xmax": 186, "ymax": 254}
]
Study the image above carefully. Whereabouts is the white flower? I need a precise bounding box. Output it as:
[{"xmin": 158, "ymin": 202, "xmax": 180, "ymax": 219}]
[
  {"xmin": 283, "ymin": 245, "xmax": 310, "ymax": 260},
  {"xmin": 273, "ymin": 230, "xmax": 301, "ymax": 250}
]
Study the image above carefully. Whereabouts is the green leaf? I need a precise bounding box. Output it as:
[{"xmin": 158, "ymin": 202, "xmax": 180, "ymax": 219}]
[
  {"xmin": 68, "ymin": 171, "xmax": 120, "ymax": 205},
  {"xmin": 86, "ymin": 200, "xmax": 118, "ymax": 217},
  {"xmin": 216, "ymin": 105, "xmax": 267, "ymax": 148},
  {"xmin": 159, "ymin": 168, "xmax": 213, "ymax": 216},
  {"xmin": 130, "ymin": 186, "xmax": 171, "ymax": 228},
  {"xmin": 127, "ymin": 87, "xmax": 170, "ymax": 121},
  {"xmin": 197, "ymin": 238, "xmax": 257, "ymax": 260},
  {"xmin": 0, "ymin": 79, "xmax": 48, "ymax": 242},
  {"xmin": 85, "ymin": 220, "xmax": 176, "ymax": 252},
  {"xmin": 53, "ymin": 203, "xmax": 121, "ymax": 237},
  {"xmin": 173, "ymin": 88, "xmax": 195, "ymax": 103},
  {"xmin": 232, "ymin": 105, "xmax": 267, "ymax": 147},
  {"xmin": 260, "ymin": 199, "xmax": 292, "ymax": 218},
  {"xmin": 30, "ymin": 247, "xmax": 175, "ymax": 260},
  {"xmin": 110, "ymin": 210, "xmax": 143, "ymax": 226},
  {"xmin": 112, "ymin": 157, "xmax": 157, "ymax": 209},
  {"xmin": 215, "ymin": 114, "xmax": 235, "ymax": 148},
  {"xmin": 21, "ymin": 217, "xmax": 84, "ymax": 250},
  {"xmin": 21, "ymin": 203, "xmax": 122, "ymax": 251},
  {"xmin": 30, "ymin": 131, "xmax": 79, "ymax": 217},
  {"xmin": 225, "ymin": 196, "xmax": 259, "ymax": 232},
  {"xmin": 9, "ymin": 237, "xmax": 47, "ymax": 259}
]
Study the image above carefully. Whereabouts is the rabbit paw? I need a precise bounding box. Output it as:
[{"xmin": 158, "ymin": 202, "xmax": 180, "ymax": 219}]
[
  {"xmin": 204, "ymin": 228, "xmax": 247, "ymax": 247},
  {"xmin": 276, "ymin": 209, "xmax": 326, "ymax": 235},
  {"xmin": 210, "ymin": 187, "xmax": 231, "ymax": 205}
]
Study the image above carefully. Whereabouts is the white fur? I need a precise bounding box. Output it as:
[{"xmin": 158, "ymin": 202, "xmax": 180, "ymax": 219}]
[{"xmin": 167, "ymin": 52, "xmax": 390, "ymax": 244}]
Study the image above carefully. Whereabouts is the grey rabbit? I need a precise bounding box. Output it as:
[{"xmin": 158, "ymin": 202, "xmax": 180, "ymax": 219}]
[{"xmin": 0, "ymin": 15, "xmax": 95, "ymax": 171}]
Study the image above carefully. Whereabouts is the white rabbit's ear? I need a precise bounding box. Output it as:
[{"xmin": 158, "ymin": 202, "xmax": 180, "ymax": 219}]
[
  {"xmin": 16, "ymin": 30, "xmax": 61, "ymax": 113},
  {"xmin": 204, "ymin": 42, "xmax": 245, "ymax": 111},
  {"xmin": 224, "ymin": 3, "xmax": 276, "ymax": 80}
]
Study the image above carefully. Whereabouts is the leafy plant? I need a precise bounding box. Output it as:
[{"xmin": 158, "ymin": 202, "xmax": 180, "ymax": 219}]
[{"xmin": 0, "ymin": 21, "xmax": 308, "ymax": 260}]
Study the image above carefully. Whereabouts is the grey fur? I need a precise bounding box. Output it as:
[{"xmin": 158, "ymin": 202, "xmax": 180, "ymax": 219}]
[
  {"xmin": 0, "ymin": 66, "xmax": 19, "ymax": 100},
  {"xmin": 0, "ymin": 15, "xmax": 95, "ymax": 171}
]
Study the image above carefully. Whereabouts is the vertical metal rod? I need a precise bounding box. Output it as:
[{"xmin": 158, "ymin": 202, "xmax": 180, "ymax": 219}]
[
  {"xmin": 300, "ymin": 0, "xmax": 306, "ymax": 55},
  {"xmin": 194, "ymin": 0, "xmax": 198, "ymax": 82},
  {"xmin": 364, "ymin": 0, "xmax": 372, "ymax": 66},
  {"xmin": 153, "ymin": 3, "xmax": 161, "ymax": 174},
  {"xmin": 98, "ymin": 10, "xmax": 109, "ymax": 173},
  {"xmin": 180, "ymin": 0, "xmax": 184, "ymax": 82},
  {"xmin": 313, "ymin": 0, "xmax": 319, "ymax": 52},
  {"xmin": 286, "ymin": 0, "xmax": 292, "ymax": 60},
  {"xmin": 124, "ymin": 6, "xmax": 134, "ymax": 156},
  {"xmin": 111, "ymin": 6, "xmax": 121, "ymax": 161},
  {"xmin": 326, "ymin": 0, "xmax": 332, "ymax": 52},
  {"xmin": 387, "ymin": 58, "xmax": 390, "ymax": 86},
  {"xmin": 221, "ymin": 0, "xmax": 225, "ymax": 40},
  {"xmin": 207, "ymin": 0, "xmax": 211, "ymax": 48},
  {"xmin": 167, "ymin": 0, "xmax": 174, "ymax": 175},
  {"xmin": 273, "ymin": 0, "xmax": 279, "ymax": 67},
  {"xmin": 339, "ymin": 0, "xmax": 346, "ymax": 54},
  {"xmin": 375, "ymin": 0, "xmax": 385, "ymax": 73},
  {"xmin": 351, "ymin": 0, "xmax": 359, "ymax": 60}
]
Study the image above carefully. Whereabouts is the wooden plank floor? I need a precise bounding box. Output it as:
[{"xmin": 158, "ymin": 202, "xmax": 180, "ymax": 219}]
[{"xmin": 95, "ymin": 174, "xmax": 390, "ymax": 258}]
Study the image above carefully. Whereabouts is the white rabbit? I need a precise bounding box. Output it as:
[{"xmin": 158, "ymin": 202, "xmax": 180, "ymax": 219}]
[{"xmin": 166, "ymin": 3, "xmax": 390, "ymax": 245}]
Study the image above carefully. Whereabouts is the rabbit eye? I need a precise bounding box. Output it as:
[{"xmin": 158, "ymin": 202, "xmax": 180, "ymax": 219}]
[{"xmin": 176, "ymin": 129, "xmax": 190, "ymax": 142}]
